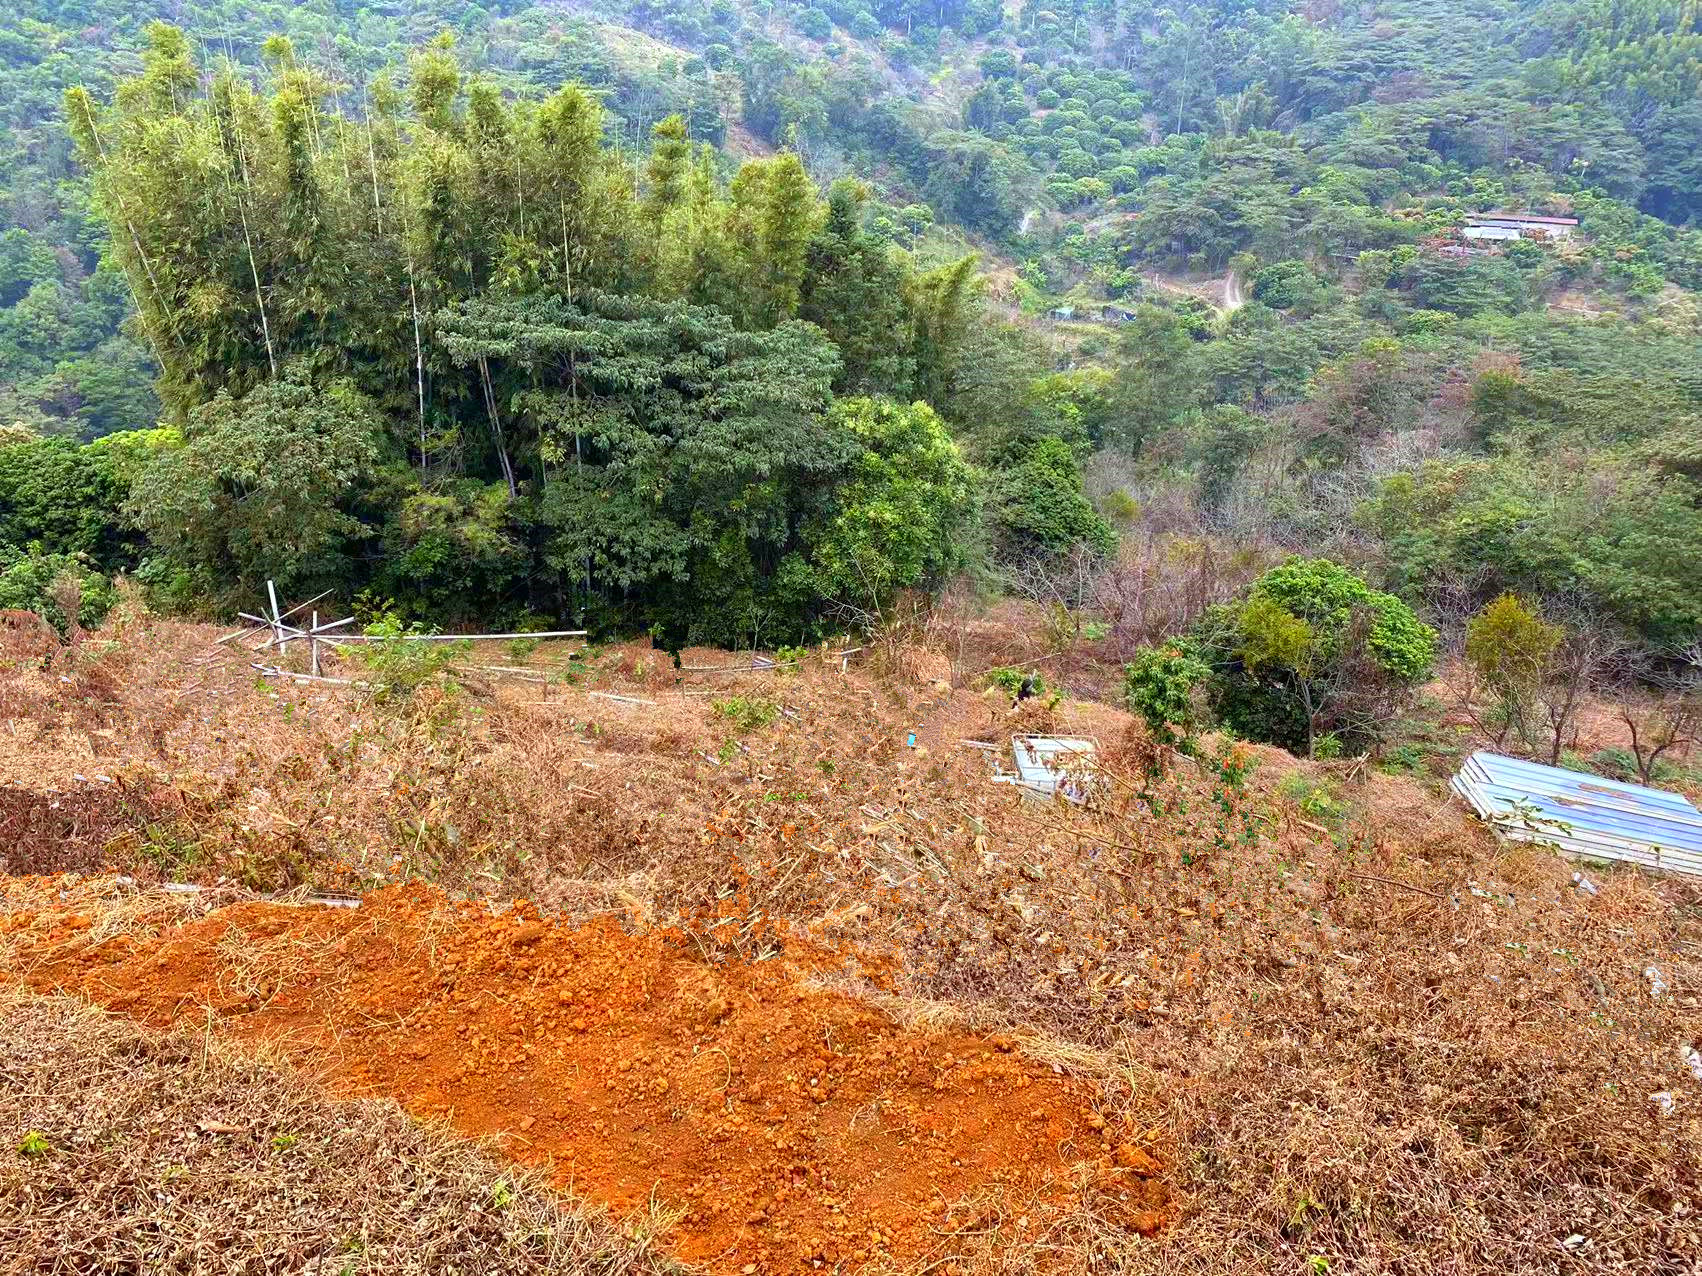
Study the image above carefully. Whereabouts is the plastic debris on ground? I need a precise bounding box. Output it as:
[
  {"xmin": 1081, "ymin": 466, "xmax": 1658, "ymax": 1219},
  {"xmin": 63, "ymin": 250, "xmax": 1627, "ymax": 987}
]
[{"xmin": 1646, "ymin": 965, "xmax": 1669, "ymax": 999}]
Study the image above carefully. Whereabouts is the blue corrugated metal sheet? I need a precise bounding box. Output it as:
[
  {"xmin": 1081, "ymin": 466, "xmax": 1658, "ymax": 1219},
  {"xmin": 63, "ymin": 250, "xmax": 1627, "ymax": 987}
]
[{"xmin": 1451, "ymin": 750, "xmax": 1702, "ymax": 878}]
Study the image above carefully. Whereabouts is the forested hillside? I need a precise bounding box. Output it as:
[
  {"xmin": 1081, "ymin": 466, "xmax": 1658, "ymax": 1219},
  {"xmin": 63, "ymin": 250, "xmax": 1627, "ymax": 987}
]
[
  {"xmin": 1, "ymin": 0, "xmax": 1699, "ymax": 767},
  {"xmin": 6, "ymin": 0, "xmax": 1699, "ymax": 442}
]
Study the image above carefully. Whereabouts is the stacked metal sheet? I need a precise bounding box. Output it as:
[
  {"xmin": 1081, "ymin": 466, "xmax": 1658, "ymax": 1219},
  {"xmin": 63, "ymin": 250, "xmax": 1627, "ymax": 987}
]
[
  {"xmin": 1451, "ymin": 750, "xmax": 1702, "ymax": 879},
  {"xmin": 990, "ymin": 735, "xmax": 1099, "ymax": 802}
]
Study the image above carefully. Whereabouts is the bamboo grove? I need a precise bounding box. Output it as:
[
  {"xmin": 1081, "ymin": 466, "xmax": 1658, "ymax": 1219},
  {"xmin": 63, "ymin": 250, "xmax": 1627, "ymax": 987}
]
[{"xmin": 64, "ymin": 25, "xmax": 985, "ymax": 643}]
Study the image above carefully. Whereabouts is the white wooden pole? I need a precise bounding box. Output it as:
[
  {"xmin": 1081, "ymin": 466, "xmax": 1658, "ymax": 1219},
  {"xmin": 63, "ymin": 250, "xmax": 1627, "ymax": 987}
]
[
  {"xmin": 266, "ymin": 580, "xmax": 285, "ymax": 649},
  {"xmin": 334, "ymin": 629, "xmax": 587, "ymax": 642}
]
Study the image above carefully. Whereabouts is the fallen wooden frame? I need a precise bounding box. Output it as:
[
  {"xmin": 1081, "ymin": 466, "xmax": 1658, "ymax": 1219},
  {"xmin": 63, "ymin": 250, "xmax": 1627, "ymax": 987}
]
[
  {"xmin": 230, "ymin": 581, "xmax": 586, "ymax": 648},
  {"xmin": 334, "ymin": 628, "xmax": 586, "ymax": 643},
  {"xmin": 226, "ymin": 581, "xmax": 599, "ymax": 692},
  {"xmin": 251, "ymin": 662, "xmax": 374, "ymax": 690},
  {"xmin": 446, "ymin": 664, "xmax": 549, "ymax": 684},
  {"xmin": 679, "ymin": 657, "xmax": 797, "ymax": 674},
  {"xmin": 588, "ymin": 690, "xmax": 657, "ymax": 706}
]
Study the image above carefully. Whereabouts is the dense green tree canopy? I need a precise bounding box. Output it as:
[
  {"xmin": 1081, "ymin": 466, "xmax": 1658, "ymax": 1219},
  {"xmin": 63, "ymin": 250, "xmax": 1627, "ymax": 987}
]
[
  {"xmin": 126, "ymin": 376, "xmax": 389, "ymax": 600},
  {"xmin": 0, "ymin": 0, "xmax": 1694, "ymax": 724},
  {"xmin": 47, "ymin": 29, "xmax": 1005, "ymax": 640},
  {"xmin": 1191, "ymin": 558, "xmax": 1440, "ymax": 755}
]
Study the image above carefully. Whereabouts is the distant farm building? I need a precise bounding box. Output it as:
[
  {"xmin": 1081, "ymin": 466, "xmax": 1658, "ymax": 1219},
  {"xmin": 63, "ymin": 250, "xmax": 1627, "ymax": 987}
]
[{"xmin": 1461, "ymin": 212, "xmax": 1579, "ymax": 243}]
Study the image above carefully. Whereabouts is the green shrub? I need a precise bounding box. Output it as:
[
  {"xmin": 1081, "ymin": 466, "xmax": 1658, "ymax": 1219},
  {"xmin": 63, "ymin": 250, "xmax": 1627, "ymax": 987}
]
[
  {"xmin": 1124, "ymin": 644, "xmax": 1211, "ymax": 751},
  {"xmin": 713, "ymin": 696, "xmax": 779, "ymax": 732},
  {"xmin": 985, "ymin": 437, "xmax": 1117, "ymax": 561},
  {"xmin": 1588, "ymin": 747, "xmax": 1639, "ymax": 781},
  {"xmin": 1464, "ymin": 593, "xmax": 1561, "ymax": 748},
  {"xmin": 1377, "ymin": 742, "xmax": 1432, "ymax": 777},
  {"xmin": 1277, "ymin": 772, "xmax": 1343, "ymax": 825},
  {"xmin": 0, "ymin": 436, "xmax": 136, "ymax": 567},
  {"xmin": 1100, "ymin": 489, "xmax": 1140, "ymax": 522},
  {"xmin": 0, "ymin": 548, "xmax": 115, "ymax": 636},
  {"xmin": 1194, "ymin": 557, "xmax": 1438, "ymax": 756},
  {"xmin": 986, "ymin": 667, "xmax": 1045, "ymax": 698},
  {"xmin": 356, "ymin": 613, "xmax": 470, "ymax": 698}
]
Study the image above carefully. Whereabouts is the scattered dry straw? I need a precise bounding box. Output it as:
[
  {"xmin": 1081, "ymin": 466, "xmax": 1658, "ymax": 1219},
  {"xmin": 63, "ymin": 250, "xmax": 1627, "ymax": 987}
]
[{"xmin": 0, "ymin": 989, "xmax": 684, "ymax": 1276}]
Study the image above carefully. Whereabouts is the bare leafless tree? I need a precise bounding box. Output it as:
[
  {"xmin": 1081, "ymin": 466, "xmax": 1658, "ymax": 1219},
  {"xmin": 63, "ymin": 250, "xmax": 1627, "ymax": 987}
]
[
  {"xmin": 1088, "ymin": 532, "xmax": 1270, "ymax": 660},
  {"xmin": 1532, "ymin": 596, "xmax": 1635, "ymax": 765},
  {"xmin": 1427, "ymin": 564, "xmax": 1501, "ymax": 651},
  {"xmin": 999, "ymin": 542, "xmax": 1105, "ymax": 622},
  {"xmin": 1618, "ymin": 640, "xmax": 1702, "ymax": 782}
]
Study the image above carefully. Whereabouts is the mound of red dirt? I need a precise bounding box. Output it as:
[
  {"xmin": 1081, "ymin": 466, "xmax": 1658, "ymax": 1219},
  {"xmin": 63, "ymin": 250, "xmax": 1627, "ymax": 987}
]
[{"xmin": 6, "ymin": 885, "xmax": 1168, "ymax": 1272}]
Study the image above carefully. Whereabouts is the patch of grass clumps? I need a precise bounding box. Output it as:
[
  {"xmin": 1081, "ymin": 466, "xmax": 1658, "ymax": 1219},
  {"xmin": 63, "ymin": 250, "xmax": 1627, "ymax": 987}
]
[
  {"xmin": 712, "ymin": 696, "xmax": 778, "ymax": 733},
  {"xmin": 985, "ymin": 666, "xmax": 1044, "ymax": 699},
  {"xmin": 1275, "ymin": 770, "xmax": 1344, "ymax": 826}
]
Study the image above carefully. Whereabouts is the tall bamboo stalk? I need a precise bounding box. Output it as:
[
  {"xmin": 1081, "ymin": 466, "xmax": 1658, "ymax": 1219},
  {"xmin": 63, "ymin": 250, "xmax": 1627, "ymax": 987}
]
[
  {"xmin": 225, "ymin": 79, "xmax": 278, "ymax": 379},
  {"xmin": 364, "ymin": 86, "xmax": 427, "ymax": 470},
  {"xmin": 477, "ymin": 354, "xmax": 517, "ymax": 497},
  {"xmin": 71, "ymin": 101, "xmax": 172, "ymax": 364}
]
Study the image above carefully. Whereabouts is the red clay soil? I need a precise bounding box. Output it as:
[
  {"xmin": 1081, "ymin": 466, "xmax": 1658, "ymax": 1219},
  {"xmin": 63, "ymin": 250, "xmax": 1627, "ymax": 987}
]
[{"xmin": 5, "ymin": 884, "xmax": 1168, "ymax": 1272}]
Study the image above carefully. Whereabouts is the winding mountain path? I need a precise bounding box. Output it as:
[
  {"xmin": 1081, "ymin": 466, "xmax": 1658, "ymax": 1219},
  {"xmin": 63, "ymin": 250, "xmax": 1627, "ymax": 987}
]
[{"xmin": 1223, "ymin": 269, "xmax": 1245, "ymax": 312}]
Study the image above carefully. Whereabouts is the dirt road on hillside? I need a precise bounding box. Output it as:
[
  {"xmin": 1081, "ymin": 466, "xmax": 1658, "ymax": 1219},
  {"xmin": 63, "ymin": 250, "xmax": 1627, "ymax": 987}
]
[{"xmin": 1222, "ymin": 270, "xmax": 1244, "ymax": 312}]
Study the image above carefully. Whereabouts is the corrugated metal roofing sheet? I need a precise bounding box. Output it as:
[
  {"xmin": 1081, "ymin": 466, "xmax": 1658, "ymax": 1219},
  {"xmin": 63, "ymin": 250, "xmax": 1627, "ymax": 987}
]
[
  {"xmin": 1451, "ymin": 750, "xmax": 1702, "ymax": 878},
  {"xmin": 991, "ymin": 736, "xmax": 1098, "ymax": 802}
]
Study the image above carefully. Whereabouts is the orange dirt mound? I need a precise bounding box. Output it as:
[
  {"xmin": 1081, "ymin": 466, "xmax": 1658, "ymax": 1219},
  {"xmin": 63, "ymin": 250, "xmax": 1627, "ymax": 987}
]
[{"xmin": 6, "ymin": 884, "xmax": 1168, "ymax": 1271}]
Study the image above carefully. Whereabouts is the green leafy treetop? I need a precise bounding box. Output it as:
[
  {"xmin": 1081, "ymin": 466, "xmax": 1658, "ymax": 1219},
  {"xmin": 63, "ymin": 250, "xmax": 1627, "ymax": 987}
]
[
  {"xmin": 806, "ymin": 398, "xmax": 976, "ymax": 611},
  {"xmin": 125, "ymin": 373, "xmax": 388, "ymax": 603},
  {"xmin": 58, "ymin": 28, "xmax": 990, "ymax": 638},
  {"xmin": 986, "ymin": 436, "xmax": 1116, "ymax": 562},
  {"xmin": 1191, "ymin": 557, "xmax": 1438, "ymax": 757},
  {"xmin": 1124, "ymin": 643, "xmax": 1212, "ymax": 754},
  {"xmin": 1247, "ymin": 556, "xmax": 1438, "ymax": 685}
]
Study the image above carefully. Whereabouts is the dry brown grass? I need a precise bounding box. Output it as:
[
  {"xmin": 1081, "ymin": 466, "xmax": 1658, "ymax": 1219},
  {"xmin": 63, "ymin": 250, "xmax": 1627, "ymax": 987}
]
[
  {"xmin": 0, "ymin": 989, "xmax": 684, "ymax": 1275},
  {"xmin": 3, "ymin": 608, "xmax": 1701, "ymax": 1272},
  {"xmin": 782, "ymin": 732, "xmax": 1702, "ymax": 1272}
]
